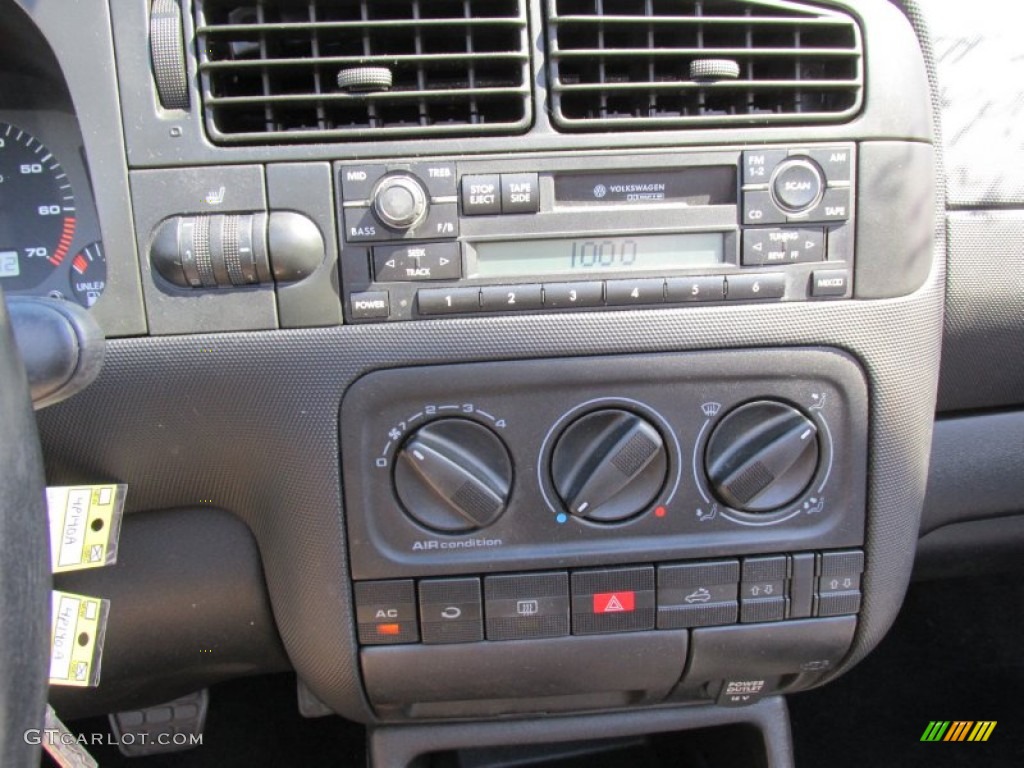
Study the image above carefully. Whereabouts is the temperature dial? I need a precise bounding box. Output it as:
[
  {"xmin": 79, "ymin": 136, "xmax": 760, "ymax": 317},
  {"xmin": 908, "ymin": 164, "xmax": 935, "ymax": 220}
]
[
  {"xmin": 551, "ymin": 409, "xmax": 668, "ymax": 523},
  {"xmin": 394, "ymin": 419, "xmax": 512, "ymax": 533},
  {"xmin": 372, "ymin": 175, "xmax": 428, "ymax": 229},
  {"xmin": 705, "ymin": 400, "xmax": 819, "ymax": 513}
]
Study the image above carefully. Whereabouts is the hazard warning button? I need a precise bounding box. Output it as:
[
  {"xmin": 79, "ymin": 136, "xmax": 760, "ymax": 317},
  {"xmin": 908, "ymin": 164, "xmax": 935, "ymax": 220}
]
[{"xmin": 572, "ymin": 567, "xmax": 655, "ymax": 635}]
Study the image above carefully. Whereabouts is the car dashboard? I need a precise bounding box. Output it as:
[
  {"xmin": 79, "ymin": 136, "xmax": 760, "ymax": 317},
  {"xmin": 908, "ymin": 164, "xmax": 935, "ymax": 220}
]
[{"xmin": 2, "ymin": 0, "xmax": 1022, "ymax": 766}]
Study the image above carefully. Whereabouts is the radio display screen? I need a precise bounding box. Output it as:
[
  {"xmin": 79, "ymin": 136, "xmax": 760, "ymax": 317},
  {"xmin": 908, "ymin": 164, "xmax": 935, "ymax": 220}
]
[
  {"xmin": 473, "ymin": 233, "xmax": 724, "ymax": 278},
  {"xmin": 554, "ymin": 166, "xmax": 736, "ymax": 205}
]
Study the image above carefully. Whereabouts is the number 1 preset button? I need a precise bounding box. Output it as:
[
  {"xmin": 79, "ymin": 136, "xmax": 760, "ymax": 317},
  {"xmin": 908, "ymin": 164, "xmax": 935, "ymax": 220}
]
[
  {"xmin": 417, "ymin": 287, "xmax": 481, "ymax": 315},
  {"xmin": 542, "ymin": 282, "xmax": 605, "ymax": 308},
  {"xmin": 480, "ymin": 284, "xmax": 543, "ymax": 311}
]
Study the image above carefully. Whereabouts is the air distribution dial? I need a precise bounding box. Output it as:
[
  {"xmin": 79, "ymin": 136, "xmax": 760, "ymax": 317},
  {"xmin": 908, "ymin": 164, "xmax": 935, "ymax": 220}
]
[
  {"xmin": 550, "ymin": 409, "xmax": 668, "ymax": 523},
  {"xmin": 372, "ymin": 174, "xmax": 428, "ymax": 229},
  {"xmin": 705, "ymin": 400, "xmax": 819, "ymax": 513},
  {"xmin": 394, "ymin": 419, "xmax": 512, "ymax": 533}
]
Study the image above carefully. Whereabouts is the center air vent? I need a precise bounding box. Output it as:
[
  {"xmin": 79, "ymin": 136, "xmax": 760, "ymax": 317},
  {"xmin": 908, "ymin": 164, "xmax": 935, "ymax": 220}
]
[
  {"xmin": 194, "ymin": 0, "xmax": 531, "ymax": 143},
  {"xmin": 545, "ymin": 0, "xmax": 863, "ymax": 131}
]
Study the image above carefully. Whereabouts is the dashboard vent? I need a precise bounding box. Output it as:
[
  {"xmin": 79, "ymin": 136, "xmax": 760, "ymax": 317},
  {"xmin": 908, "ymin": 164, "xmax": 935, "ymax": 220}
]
[
  {"xmin": 194, "ymin": 0, "xmax": 531, "ymax": 143},
  {"xmin": 545, "ymin": 0, "xmax": 863, "ymax": 131}
]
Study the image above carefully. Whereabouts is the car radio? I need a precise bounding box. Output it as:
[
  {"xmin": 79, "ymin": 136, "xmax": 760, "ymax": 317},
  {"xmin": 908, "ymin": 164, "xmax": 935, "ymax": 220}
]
[{"xmin": 336, "ymin": 143, "xmax": 855, "ymax": 322}]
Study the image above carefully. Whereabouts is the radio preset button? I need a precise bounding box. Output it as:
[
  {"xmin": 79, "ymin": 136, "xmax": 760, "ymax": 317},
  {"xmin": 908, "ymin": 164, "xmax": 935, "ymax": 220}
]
[
  {"xmin": 543, "ymin": 282, "xmax": 604, "ymax": 308},
  {"xmin": 605, "ymin": 278, "xmax": 666, "ymax": 306},
  {"xmin": 726, "ymin": 273, "xmax": 785, "ymax": 301},
  {"xmin": 340, "ymin": 165, "xmax": 387, "ymax": 202},
  {"xmin": 665, "ymin": 276, "xmax": 725, "ymax": 303},
  {"xmin": 417, "ymin": 287, "xmax": 480, "ymax": 315},
  {"xmin": 742, "ymin": 191, "xmax": 785, "ymax": 225},
  {"xmin": 501, "ymin": 173, "xmax": 540, "ymax": 214},
  {"xmin": 374, "ymin": 242, "xmax": 461, "ymax": 282},
  {"xmin": 743, "ymin": 228, "xmax": 825, "ymax": 266},
  {"xmin": 461, "ymin": 175, "xmax": 502, "ymax": 215},
  {"xmin": 771, "ymin": 159, "xmax": 824, "ymax": 213},
  {"xmin": 480, "ymin": 284, "xmax": 543, "ymax": 311},
  {"xmin": 742, "ymin": 149, "xmax": 787, "ymax": 185}
]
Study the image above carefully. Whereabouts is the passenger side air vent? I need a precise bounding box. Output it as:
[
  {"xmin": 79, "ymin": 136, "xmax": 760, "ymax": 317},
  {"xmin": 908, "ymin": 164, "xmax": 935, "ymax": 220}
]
[
  {"xmin": 545, "ymin": 0, "xmax": 863, "ymax": 130},
  {"xmin": 194, "ymin": 0, "xmax": 531, "ymax": 143}
]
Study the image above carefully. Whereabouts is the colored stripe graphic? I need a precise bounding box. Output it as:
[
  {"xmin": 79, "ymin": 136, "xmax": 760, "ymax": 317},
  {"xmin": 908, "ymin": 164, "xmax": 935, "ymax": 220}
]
[
  {"xmin": 920, "ymin": 720, "xmax": 996, "ymax": 742},
  {"xmin": 968, "ymin": 722, "xmax": 997, "ymax": 742},
  {"xmin": 944, "ymin": 721, "xmax": 973, "ymax": 741}
]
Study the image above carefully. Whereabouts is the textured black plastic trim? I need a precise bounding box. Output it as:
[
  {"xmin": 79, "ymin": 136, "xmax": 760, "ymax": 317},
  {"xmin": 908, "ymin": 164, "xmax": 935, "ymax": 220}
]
[{"xmin": 369, "ymin": 696, "xmax": 794, "ymax": 768}]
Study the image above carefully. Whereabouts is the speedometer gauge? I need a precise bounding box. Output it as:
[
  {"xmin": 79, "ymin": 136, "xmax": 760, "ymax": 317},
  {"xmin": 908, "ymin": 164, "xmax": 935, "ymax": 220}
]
[{"xmin": 0, "ymin": 122, "xmax": 76, "ymax": 291}]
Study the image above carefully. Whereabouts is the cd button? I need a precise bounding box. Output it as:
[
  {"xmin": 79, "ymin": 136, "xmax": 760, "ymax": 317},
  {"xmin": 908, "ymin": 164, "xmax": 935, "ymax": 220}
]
[
  {"xmin": 665, "ymin": 276, "xmax": 725, "ymax": 303},
  {"xmin": 605, "ymin": 278, "xmax": 665, "ymax": 306},
  {"xmin": 417, "ymin": 287, "xmax": 480, "ymax": 315},
  {"xmin": 727, "ymin": 273, "xmax": 785, "ymax": 301},
  {"xmin": 742, "ymin": 190, "xmax": 785, "ymax": 225},
  {"xmin": 480, "ymin": 284, "xmax": 543, "ymax": 311},
  {"xmin": 543, "ymin": 282, "xmax": 604, "ymax": 308}
]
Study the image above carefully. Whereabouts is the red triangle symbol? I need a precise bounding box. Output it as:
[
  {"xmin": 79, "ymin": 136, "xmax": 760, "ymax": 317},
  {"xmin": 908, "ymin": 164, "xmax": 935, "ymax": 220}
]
[{"xmin": 604, "ymin": 595, "xmax": 625, "ymax": 612}]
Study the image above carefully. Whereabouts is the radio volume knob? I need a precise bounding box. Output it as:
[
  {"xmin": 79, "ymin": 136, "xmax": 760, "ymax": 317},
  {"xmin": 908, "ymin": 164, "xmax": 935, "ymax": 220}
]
[{"xmin": 372, "ymin": 174, "xmax": 429, "ymax": 229}]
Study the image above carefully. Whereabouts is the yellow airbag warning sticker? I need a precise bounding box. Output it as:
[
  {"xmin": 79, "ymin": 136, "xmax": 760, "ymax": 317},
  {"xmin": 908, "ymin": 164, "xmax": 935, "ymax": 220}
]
[
  {"xmin": 49, "ymin": 591, "xmax": 109, "ymax": 688},
  {"xmin": 46, "ymin": 484, "xmax": 126, "ymax": 573}
]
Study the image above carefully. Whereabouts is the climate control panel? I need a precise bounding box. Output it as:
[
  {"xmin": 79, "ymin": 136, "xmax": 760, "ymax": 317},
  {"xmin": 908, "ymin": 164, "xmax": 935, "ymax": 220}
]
[{"xmin": 341, "ymin": 349, "xmax": 868, "ymax": 582}]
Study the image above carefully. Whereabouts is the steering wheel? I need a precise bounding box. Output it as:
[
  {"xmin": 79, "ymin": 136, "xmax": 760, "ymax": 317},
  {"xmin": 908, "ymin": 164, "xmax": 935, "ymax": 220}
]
[{"xmin": 0, "ymin": 291, "xmax": 51, "ymax": 765}]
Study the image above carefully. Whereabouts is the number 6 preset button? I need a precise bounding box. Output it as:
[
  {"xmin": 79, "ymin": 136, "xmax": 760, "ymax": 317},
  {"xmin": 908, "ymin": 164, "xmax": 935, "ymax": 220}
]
[
  {"xmin": 726, "ymin": 273, "xmax": 785, "ymax": 301},
  {"xmin": 417, "ymin": 287, "xmax": 481, "ymax": 315},
  {"xmin": 480, "ymin": 284, "xmax": 543, "ymax": 311}
]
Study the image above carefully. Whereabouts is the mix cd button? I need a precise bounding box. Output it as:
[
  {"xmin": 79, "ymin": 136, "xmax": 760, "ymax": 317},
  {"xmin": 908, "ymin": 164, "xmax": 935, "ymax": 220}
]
[
  {"xmin": 657, "ymin": 560, "xmax": 740, "ymax": 629},
  {"xmin": 484, "ymin": 572, "xmax": 570, "ymax": 641},
  {"xmin": 418, "ymin": 577, "xmax": 484, "ymax": 644},
  {"xmin": 354, "ymin": 580, "xmax": 419, "ymax": 645},
  {"xmin": 571, "ymin": 567, "xmax": 656, "ymax": 635}
]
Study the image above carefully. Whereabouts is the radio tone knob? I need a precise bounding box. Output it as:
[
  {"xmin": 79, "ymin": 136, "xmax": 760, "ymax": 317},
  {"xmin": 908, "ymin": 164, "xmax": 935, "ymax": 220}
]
[
  {"xmin": 770, "ymin": 158, "xmax": 824, "ymax": 214},
  {"xmin": 372, "ymin": 174, "xmax": 429, "ymax": 230}
]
